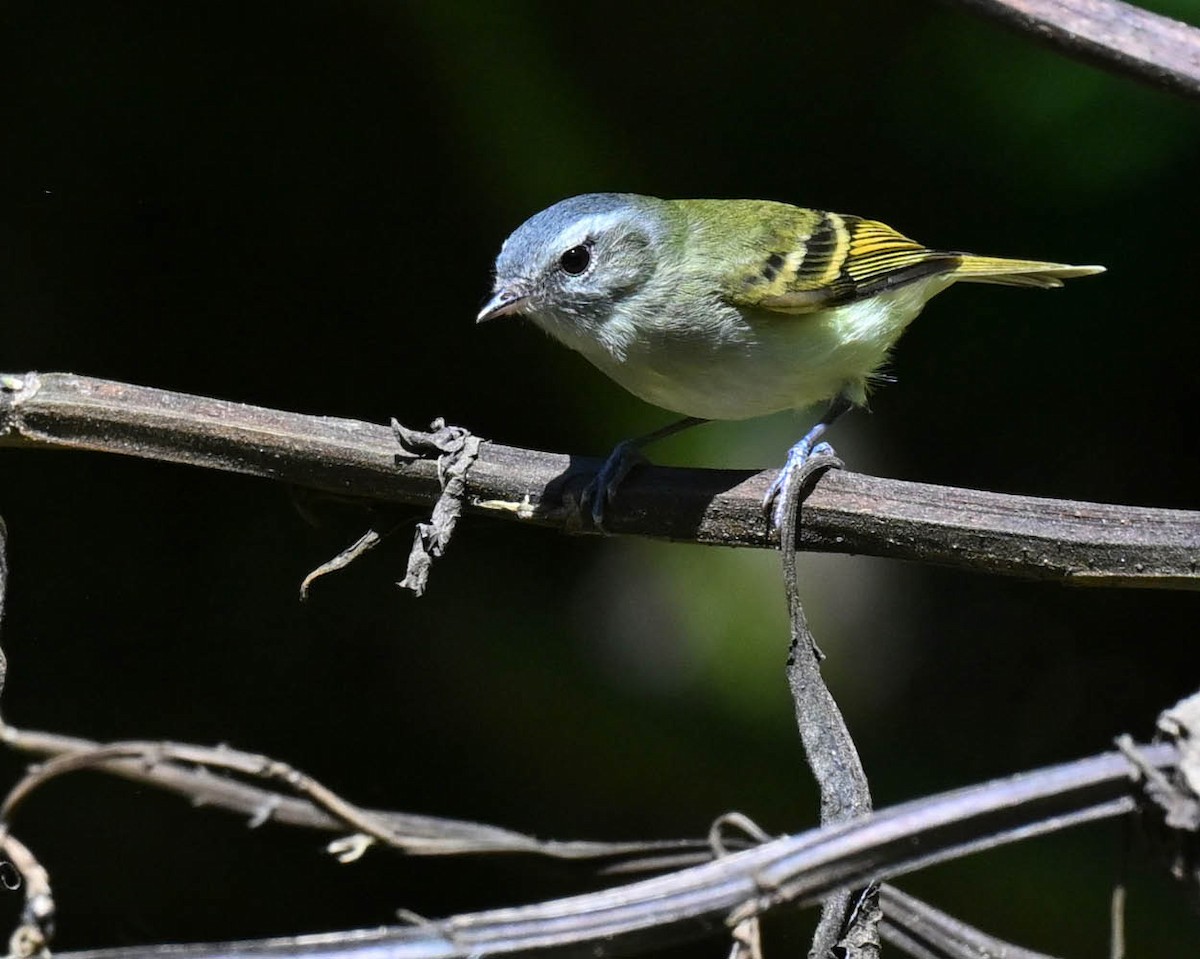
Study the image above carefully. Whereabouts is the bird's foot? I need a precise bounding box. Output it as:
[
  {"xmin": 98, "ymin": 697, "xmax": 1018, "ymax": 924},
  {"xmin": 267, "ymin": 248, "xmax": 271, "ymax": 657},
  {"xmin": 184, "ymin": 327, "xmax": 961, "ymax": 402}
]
[
  {"xmin": 580, "ymin": 439, "xmax": 648, "ymax": 529},
  {"xmin": 763, "ymin": 438, "xmax": 840, "ymax": 533}
]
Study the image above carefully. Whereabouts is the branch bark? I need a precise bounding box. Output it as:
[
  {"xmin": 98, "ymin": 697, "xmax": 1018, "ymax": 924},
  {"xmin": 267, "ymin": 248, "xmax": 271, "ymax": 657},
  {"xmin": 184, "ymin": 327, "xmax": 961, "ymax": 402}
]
[
  {"xmin": 1, "ymin": 373, "xmax": 1197, "ymax": 589},
  {"xmin": 947, "ymin": 0, "xmax": 1200, "ymax": 99}
]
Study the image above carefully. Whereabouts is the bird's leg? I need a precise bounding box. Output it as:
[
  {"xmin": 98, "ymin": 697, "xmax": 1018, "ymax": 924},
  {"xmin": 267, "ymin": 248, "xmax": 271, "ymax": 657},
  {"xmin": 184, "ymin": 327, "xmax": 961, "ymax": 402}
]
[
  {"xmin": 583, "ymin": 416, "xmax": 708, "ymax": 527},
  {"xmin": 764, "ymin": 395, "xmax": 853, "ymax": 532}
]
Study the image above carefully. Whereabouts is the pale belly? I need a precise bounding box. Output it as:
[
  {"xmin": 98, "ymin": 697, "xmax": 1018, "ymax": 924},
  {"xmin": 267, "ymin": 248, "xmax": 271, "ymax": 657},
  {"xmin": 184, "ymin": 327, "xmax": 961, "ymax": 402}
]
[{"xmin": 584, "ymin": 282, "xmax": 946, "ymax": 421}]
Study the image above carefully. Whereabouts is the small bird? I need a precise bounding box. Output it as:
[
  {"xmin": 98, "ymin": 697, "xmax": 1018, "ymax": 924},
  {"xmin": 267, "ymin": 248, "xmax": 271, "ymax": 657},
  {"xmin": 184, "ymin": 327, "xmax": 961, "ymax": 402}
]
[{"xmin": 477, "ymin": 193, "xmax": 1103, "ymax": 529}]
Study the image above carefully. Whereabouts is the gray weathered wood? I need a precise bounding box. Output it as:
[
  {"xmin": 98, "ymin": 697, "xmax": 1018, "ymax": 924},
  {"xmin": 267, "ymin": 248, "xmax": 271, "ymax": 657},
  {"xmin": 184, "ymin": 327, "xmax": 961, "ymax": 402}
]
[
  {"xmin": 2, "ymin": 372, "xmax": 1197, "ymax": 589},
  {"xmin": 950, "ymin": 0, "xmax": 1200, "ymax": 99}
]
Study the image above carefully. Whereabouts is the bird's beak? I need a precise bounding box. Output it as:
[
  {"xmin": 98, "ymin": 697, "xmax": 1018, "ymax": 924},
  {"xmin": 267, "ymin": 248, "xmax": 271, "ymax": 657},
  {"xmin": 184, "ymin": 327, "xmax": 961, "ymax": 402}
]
[{"xmin": 476, "ymin": 285, "xmax": 531, "ymax": 324}]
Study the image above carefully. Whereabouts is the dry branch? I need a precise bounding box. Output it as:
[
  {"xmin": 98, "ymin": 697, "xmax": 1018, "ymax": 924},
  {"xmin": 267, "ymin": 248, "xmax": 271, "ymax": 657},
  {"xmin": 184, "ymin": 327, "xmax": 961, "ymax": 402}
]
[
  {"xmin": 52, "ymin": 743, "xmax": 1179, "ymax": 959},
  {"xmin": 948, "ymin": 0, "xmax": 1200, "ymax": 99},
  {"xmin": 0, "ymin": 725, "xmax": 710, "ymax": 864},
  {"xmin": 877, "ymin": 885, "xmax": 1061, "ymax": 959},
  {"xmin": 1, "ymin": 372, "xmax": 1196, "ymax": 589}
]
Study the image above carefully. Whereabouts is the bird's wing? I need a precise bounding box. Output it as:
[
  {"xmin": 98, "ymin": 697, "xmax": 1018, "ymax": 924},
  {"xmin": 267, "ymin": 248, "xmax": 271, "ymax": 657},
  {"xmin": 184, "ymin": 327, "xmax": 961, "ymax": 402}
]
[{"xmin": 721, "ymin": 209, "xmax": 960, "ymax": 315}]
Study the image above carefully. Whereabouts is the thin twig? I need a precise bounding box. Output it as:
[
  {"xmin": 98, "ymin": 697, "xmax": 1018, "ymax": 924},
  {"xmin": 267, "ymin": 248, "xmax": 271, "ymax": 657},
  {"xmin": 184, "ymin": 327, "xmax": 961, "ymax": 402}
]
[
  {"xmin": 710, "ymin": 816, "xmax": 771, "ymax": 959},
  {"xmin": 878, "ymin": 885, "xmax": 1062, "ymax": 959},
  {"xmin": 1110, "ymin": 880, "xmax": 1126, "ymax": 959},
  {"xmin": 3, "ymin": 833, "xmax": 53, "ymax": 959},
  {"xmin": 947, "ymin": 0, "xmax": 1200, "ymax": 100},
  {"xmin": 0, "ymin": 725, "xmax": 709, "ymax": 865},
  {"xmin": 0, "ymin": 373, "xmax": 1196, "ymax": 589},
  {"xmin": 0, "ymin": 520, "xmax": 50, "ymax": 958},
  {"xmin": 51, "ymin": 744, "xmax": 1178, "ymax": 959},
  {"xmin": 299, "ymin": 528, "xmax": 384, "ymax": 599},
  {"xmin": 0, "ymin": 740, "xmax": 423, "ymax": 851}
]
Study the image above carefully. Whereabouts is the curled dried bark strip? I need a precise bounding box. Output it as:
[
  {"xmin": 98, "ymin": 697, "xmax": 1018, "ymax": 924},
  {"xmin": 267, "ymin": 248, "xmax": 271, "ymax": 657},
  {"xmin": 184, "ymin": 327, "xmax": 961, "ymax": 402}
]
[
  {"xmin": 776, "ymin": 453, "xmax": 879, "ymax": 959},
  {"xmin": 300, "ymin": 528, "xmax": 383, "ymax": 599},
  {"xmin": 393, "ymin": 418, "xmax": 482, "ymax": 596}
]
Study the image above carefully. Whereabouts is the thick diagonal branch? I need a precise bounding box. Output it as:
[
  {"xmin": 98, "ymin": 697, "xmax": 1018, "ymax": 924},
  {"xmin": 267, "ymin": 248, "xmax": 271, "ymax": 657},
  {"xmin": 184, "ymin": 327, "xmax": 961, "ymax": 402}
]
[{"xmin": 948, "ymin": 0, "xmax": 1200, "ymax": 100}]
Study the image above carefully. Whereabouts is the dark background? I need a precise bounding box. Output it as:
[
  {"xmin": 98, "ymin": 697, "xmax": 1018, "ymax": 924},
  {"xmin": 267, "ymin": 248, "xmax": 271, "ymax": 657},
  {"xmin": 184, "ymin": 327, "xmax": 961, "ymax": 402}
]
[{"xmin": 2, "ymin": 1, "xmax": 1199, "ymax": 954}]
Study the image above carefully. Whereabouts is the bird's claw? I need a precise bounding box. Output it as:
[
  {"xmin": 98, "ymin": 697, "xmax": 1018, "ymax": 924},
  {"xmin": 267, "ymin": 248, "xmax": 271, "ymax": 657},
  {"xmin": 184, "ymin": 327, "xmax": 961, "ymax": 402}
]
[
  {"xmin": 580, "ymin": 440, "xmax": 647, "ymax": 529},
  {"xmin": 763, "ymin": 440, "xmax": 838, "ymax": 533}
]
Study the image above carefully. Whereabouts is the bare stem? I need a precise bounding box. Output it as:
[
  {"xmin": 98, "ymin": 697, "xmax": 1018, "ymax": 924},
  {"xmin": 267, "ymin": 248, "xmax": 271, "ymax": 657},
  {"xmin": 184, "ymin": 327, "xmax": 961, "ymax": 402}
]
[
  {"xmin": 1, "ymin": 373, "xmax": 1196, "ymax": 589},
  {"xmin": 0, "ymin": 725, "xmax": 709, "ymax": 864},
  {"xmin": 947, "ymin": 0, "xmax": 1200, "ymax": 100}
]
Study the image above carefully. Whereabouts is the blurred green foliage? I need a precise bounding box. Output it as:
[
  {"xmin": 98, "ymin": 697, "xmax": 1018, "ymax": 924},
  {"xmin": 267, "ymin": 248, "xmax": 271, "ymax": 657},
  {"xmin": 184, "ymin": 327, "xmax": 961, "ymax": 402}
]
[{"xmin": 1, "ymin": 1, "xmax": 1198, "ymax": 954}]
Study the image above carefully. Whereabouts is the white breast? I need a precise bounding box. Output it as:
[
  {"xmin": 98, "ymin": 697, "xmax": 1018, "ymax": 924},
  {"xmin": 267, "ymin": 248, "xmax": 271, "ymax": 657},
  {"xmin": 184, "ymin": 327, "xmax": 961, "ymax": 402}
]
[{"xmin": 568, "ymin": 277, "xmax": 953, "ymax": 420}]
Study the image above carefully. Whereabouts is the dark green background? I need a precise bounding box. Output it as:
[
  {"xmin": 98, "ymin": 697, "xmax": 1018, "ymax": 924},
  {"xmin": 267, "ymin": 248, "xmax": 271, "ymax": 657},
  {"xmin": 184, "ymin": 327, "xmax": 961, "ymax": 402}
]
[{"xmin": 2, "ymin": 1, "xmax": 1198, "ymax": 954}]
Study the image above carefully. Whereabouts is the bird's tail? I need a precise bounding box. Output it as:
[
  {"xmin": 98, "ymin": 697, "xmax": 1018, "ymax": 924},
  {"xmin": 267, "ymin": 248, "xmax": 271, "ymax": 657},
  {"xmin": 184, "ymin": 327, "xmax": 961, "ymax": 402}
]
[{"xmin": 950, "ymin": 254, "xmax": 1105, "ymax": 289}]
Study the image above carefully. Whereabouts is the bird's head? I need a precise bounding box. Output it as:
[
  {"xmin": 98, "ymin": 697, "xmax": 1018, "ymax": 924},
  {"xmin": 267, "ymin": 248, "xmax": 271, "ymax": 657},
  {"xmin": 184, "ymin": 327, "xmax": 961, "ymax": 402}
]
[{"xmin": 477, "ymin": 194, "xmax": 668, "ymax": 341}]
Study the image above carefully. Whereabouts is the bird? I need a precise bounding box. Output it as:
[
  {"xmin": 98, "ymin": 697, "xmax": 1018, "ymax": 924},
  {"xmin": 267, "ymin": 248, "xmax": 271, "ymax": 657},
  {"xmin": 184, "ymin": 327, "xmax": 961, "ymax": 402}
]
[{"xmin": 477, "ymin": 193, "xmax": 1104, "ymax": 530}]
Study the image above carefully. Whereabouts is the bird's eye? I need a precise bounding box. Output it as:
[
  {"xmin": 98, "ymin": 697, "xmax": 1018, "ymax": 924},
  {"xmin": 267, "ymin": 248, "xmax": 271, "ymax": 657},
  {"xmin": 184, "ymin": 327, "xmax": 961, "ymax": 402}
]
[{"xmin": 558, "ymin": 244, "xmax": 591, "ymax": 275}]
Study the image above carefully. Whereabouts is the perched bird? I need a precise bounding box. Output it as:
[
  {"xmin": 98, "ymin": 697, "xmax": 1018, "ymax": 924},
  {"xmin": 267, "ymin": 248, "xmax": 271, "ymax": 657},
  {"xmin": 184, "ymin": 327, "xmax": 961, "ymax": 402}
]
[{"xmin": 477, "ymin": 193, "xmax": 1103, "ymax": 529}]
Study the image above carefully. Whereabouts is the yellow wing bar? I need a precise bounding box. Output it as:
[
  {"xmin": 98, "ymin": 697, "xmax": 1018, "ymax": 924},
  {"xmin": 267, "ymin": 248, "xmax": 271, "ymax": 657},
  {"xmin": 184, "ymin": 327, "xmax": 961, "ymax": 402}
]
[
  {"xmin": 739, "ymin": 213, "xmax": 960, "ymax": 313},
  {"xmin": 723, "ymin": 208, "xmax": 1101, "ymax": 314}
]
